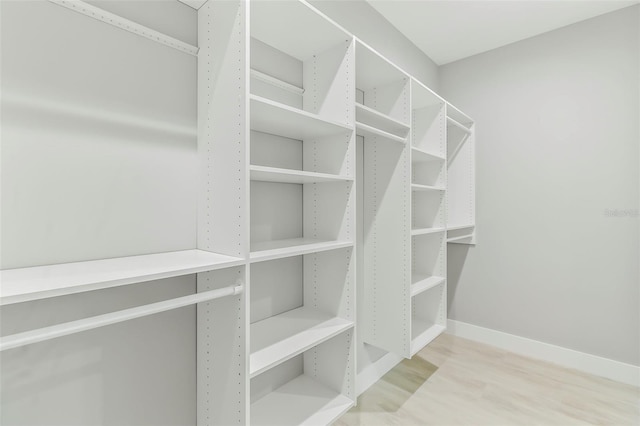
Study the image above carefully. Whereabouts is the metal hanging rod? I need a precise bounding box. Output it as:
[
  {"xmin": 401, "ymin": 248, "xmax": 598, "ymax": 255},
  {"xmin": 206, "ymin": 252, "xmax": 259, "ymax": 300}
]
[
  {"xmin": 0, "ymin": 285, "xmax": 242, "ymax": 352},
  {"xmin": 48, "ymin": 0, "xmax": 199, "ymax": 57}
]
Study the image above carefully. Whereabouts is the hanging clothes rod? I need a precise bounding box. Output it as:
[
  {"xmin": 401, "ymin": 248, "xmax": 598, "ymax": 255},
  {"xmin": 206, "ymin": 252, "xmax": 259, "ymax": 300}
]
[
  {"xmin": 47, "ymin": 0, "xmax": 199, "ymax": 57},
  {"xmin": 0, "ymin": 285, "xmax": 242, "ymax": 352}
]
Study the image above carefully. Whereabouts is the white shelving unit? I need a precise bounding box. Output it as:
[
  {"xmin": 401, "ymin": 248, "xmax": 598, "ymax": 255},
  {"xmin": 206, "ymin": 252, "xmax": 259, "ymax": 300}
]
[
  {"xmin": 1, "ymin": 1, "xmax": 476, "ymax": 424},
  {"xmin": 446, "ymin": 103, "xmax": 476, "ymax": 244},
  {"xmin": 248, "ymin": 2, "xmax": 356, "ymax": 424}
]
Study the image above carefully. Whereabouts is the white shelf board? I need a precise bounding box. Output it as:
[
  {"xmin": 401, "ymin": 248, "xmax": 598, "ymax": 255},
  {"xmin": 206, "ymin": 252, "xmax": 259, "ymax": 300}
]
[
  {"xmin": 412, "ymin": 146, "xmax": 445, "ymax": 163},
  {"xmin": 448, "ymin": 235, "xmax": 474, "ymax": 244},
  {"xmin": 411, "ymin": 183, "xmax": 445, "ymax": 192},
  {"xmin": 412, "ymin": 78, "xmax": 444, "ymax": 110},
  {"xmin": 250, "ymin": 95, "xmax": 352, "ymax": 140},
  {"xmin": 355, "ymin": 103, "xmax": 409, "ymax": 137},
  {"xmin": 447, "ymin": 224, "xmax": 475, "ymax": 231},
  {"xmin": 411, "ymin": 321, "xmax": 445, "ymax": 356},
  {"xmin": 250, "ymin": 306, "xmax": 353, "ymax": 377},
  {"xmin": 411, "ymin": 275, "xmax": 445, "ymax": 298},
  {"xmin": 250, "ymin": 238, "xmax": 353, "ymax": 263},
  {"xmin": 0, "ymin": 250, "xmax": 245, "ymax": 306},
  {"xmin": 250, "ymin": 165, "xmax": 352, "ymax": 184},
  {"xmin": 250, "ymin": 69, "xmax": 304, "ymax": 95},
  {"xmin": 447, "ymin": 102, "xmax": 474, "ymax": 126},
  {"xmin": 251, "ymin": 374, "xmax": 353, "ymax": 426},
  {"xmin": 447, "ymin": 116, "xmax": 472, "ymax": 134},
  {"xmin": 411, "ymin": 227, "xmax": 446, "ymax": 236},
  {"xmin": 356, "ymin": 121, "xmax": 406, "ymax": 144}
]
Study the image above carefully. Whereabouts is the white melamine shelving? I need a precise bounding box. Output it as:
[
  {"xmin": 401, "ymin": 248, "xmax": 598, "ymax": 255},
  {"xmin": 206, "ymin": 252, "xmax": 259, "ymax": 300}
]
[
  {"xmin": 250, "ymin": 306, "xmax": 353, "ymax": 377},
  {"xmin": 250, "ymin": 165, "xmax": 352, "ymax": 184},
  {"xmin": 411, "ymin": 274, "xmax": 446, "ymax": 298},
  {"xmin": 3, "ymin": 0, "xmax": 476, "ymax": 423},
  {"xmin": 251, "ymin": 95, "xmax": 351, "ymax": 140},
  {"xmin": 355, "ymin": 103, "xmax": 410, "ymax": 138},
  {"xmin": 446, "ymin": 102, "xmax": 476, "ymax": 245},
  {"xmin": 251, "ymin": 375, "xmax": 353, "ymax": 426},
  {"xmin": 356, "ymin": 121, "xmax": 407, "ymax": 144},
  {"xmin": 411, "ymin": 183, "xmax": 445, "ymax": 192},
  {"xmin": 250, "ymin": 239, "xmax": 353, "ymax": 263},
  {"xmin": 0, "ymin": 250, "xmax": 244, "ymax": 306}
]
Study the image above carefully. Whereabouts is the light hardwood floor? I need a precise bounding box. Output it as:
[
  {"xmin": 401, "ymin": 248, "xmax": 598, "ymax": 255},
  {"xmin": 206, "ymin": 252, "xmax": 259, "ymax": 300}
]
[{"xmin": 336, "ymin": 334, "xmax": 639, "ymax": 425}]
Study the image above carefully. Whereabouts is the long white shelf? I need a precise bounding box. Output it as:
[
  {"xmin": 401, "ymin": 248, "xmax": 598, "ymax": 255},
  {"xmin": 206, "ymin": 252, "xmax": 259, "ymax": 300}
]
[
  {"xmin": 412, "ymin": 146, "xmax": 445, "ymax": 163},
  {"xmin": 250, "ymin": 306, "xmax": 353, "ymax": 378},
  {"xmin": 251, "ymin": 374, "xmax": 353, "ymax": 426},
  {"xmin": 250, "ymin": 95, "xmax": 351, "ymax": 140},
  {"xmin": 411, "ymin": 227, "xmax": 446, "ymax": 236},
  {"xmin": 355, "ymin": 103, "xmax": 410, "ymax": 137},
  {"xmin": 250, "ymin": 165, "xmax": 352, "ymax": 184},
  {"xmin": 411, "ymin": 275, "xmax": 445, "ymax": 297},
  {"xmin": 412, "ymin": 183, "xmax": 445, "ymax": 192},
  {"xmin": 0, "ymin": 250, "xmax": 245, "ymax": 306},
  {"xmin": 447, "ymin": 224, "xmax": 475, "ymax": 231},
  {"xmin": 448, "ymin": 235, "xmax": 474, "ymax": 243},
  {"xmin": 356, "ymin": 121, "xmax": 406, "ymax": 144},
  {"xmin": 411, "ymin": 321, "xmax": 445, "ymax": 357},
  {"xmin": 250, "ymin": 69, "xmax": 304, "ymax": 95},
  {"xmin": 250, "ymin": 238, "xmax": 353, "ymax": 263}
]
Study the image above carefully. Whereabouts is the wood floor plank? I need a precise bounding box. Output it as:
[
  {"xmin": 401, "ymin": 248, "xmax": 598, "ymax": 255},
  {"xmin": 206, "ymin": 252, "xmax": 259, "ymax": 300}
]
[{"xmin": 337, "ymin": 334, "xmax": 640, "ymax": 425}]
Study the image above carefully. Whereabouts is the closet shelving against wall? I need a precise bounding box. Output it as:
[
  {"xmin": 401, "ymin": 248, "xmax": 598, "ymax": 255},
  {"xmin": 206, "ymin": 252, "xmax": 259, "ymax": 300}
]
[
  {"xmin": 1, "ymin": 0, "xmax": 475, "ymax": 425},
  {"xmin": 446, "ymin": 104, "xmax": 476, "ymax": 244}
]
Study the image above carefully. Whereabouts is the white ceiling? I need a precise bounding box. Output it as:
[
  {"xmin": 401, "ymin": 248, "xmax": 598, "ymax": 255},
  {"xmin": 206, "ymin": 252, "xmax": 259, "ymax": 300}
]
[{"xmin": 367, "ymin": 0, "xmax": 639, "ymax": 65}]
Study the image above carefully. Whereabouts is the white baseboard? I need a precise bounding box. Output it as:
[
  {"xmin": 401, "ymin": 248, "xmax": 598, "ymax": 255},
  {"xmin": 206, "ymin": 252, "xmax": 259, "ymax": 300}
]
[
  {"xmin": 356, "ymin": 352, "xmax": 404, "ymax": 396},
  {"xmin": 447, "ymin": 320, "xmax": 640, "ymax": 387}
]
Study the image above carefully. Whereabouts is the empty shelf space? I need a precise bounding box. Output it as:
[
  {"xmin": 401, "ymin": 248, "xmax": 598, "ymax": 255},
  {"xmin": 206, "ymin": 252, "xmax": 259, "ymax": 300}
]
[
  {"xmin": 250, "ymin": 69, "xmax": 304, "ymax": 95},
  {"xmin": 250, "ymin": 165, "xmax": 352, "ymax": 184},
  {"xmin": 250, "ymin": 306, "xmax": 354, "ymax": 377},
  {"xmin": 447, "ymin": 116, "xmax": 472, "ymax": 134},
  {"xmin": 356, "ymin": 121, "xmax": 406, "ymax": 144},
  {"xmin": 250, "ymin": 95, "xmax": 352, "ymax": 140},
  {"xmin": 411, "ymin": 183, "xmax": 445, "ymax": 192},
  {"xmin": 251, "ymin": 374, "xmax": 353, "ymax": 426},
  {"xmin": 411, "ymin": 227, "xmax": 446, "ymax": 236},
  {"xmin": 411, "ymin": 275, "xmax": 445, "ymax": 297},
  {"xmin": 250, "ymin": 238, "xmax": 353, "ymax": 263},
  {"xmin": 355, "ymin": 103, "xmax": 409, "ymax": 137},
  {"xmin": 0, "ymin": 250, "xmax": 245, "ymax": 306},
  {"xmin": 411, "ymin": 321, "xmax": 445, "ymax": 357},
  {"xmin": 412, "ymin": 147, "xmax": 445, "ymax": 162}
]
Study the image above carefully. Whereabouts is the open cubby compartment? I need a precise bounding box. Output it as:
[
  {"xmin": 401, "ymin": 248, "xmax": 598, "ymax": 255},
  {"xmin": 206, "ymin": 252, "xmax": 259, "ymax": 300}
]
[
  {"xmin": 411, "ymin": 232, "xmax": 446, "ymax": 296},
  {"xmin": 197, "ymin": 265, "xmax": 248, "ymax": 425},
  {"xmin": 411, "ymin": 80, "xmax": 446, "ymax": 158},
  {"xmin": 410, "ymin": 281, "xmax": 446, "ymax": 356},
  {"xmin": 447, "ymin": 129, "xmax": 475, "ymax": 240},
  {"xmin": 250, "ymin": 176, "xmax": 354, "ymax": 259},
  {"xmin": 250, "ymin": 129, "xmax": 355, "ymax": 179},
  {"xmin": 250, "ymin": 330, "xmax": 355, "ymax": 426},
  {"xmin": 355, "ymin": 40, "xmax": 410, "ymax": 138},
  {"xmin": 412, "ymin": 157, "xmax": 445, "ymax": 188},
  {"xmin": 412, "ymin": 189, "xmax": 445, "ymax": 231},
  {"xmin": 250, "ymin": 1, "xmax": 353, "ymax": 126},
  {"xmin": 249, "ymin": 247, "xmax": 354, "ymax": 377}
]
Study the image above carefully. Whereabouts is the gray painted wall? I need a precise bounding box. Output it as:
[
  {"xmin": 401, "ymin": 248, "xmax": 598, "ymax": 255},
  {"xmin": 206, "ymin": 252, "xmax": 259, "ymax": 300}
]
[
  {"xmin": 309, "ymin": 0, "xmax": 440, "ymax": 90},
  {"xmin": 440, "ymin": 6, "xmax": 639, "ymax": 366}
]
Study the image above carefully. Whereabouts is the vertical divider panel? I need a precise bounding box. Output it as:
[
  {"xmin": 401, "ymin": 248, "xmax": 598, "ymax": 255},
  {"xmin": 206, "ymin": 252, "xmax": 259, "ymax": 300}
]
[{"xmin": 197, "ymin": 1, "xmax": 249, "ymax": 424}]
